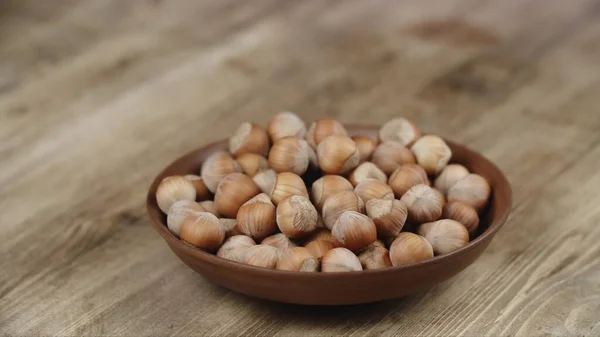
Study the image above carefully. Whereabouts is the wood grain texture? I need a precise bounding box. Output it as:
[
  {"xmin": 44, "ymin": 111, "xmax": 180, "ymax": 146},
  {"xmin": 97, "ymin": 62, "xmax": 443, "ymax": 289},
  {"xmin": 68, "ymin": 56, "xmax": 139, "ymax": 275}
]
[{"xmin": 1, "ymin": 0, "xmax": 600, "ymax": 335}]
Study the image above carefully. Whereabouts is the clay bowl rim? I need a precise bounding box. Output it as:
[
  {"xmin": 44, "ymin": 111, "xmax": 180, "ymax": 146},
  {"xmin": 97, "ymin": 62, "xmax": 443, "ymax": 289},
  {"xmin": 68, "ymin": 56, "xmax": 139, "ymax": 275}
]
[{"xmin": 146, "ymin": 124, "xmax": 512, "ymax": 278}]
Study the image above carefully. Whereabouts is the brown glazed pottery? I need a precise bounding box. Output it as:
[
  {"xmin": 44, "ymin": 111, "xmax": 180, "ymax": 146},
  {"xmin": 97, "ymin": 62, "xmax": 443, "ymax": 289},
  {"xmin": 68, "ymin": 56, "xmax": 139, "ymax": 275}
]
[{"xmin": 146, "ymin": 125, "xmax": 512, "ymax": 305}]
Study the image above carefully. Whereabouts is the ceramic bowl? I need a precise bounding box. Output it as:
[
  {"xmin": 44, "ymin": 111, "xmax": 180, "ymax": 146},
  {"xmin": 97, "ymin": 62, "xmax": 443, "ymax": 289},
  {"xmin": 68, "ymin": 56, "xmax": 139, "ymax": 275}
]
[{"xmin": 146, "ymin": 125, "xmax": 512, "ymax": 305}]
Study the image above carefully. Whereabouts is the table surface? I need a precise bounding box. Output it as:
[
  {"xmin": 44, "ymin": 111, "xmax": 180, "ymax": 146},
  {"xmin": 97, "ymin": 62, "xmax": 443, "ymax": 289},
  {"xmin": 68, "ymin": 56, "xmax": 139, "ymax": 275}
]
[{"xmin": 2, "ymin": 0, "xmax": 600, "ymax": 336}]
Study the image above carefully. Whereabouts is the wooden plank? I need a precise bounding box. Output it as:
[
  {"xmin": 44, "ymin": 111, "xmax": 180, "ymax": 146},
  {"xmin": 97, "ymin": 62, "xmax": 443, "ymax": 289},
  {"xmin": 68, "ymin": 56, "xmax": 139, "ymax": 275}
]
[{"xmin": 1, "ymin": 0, "xmax": 600, "ymax": 335}]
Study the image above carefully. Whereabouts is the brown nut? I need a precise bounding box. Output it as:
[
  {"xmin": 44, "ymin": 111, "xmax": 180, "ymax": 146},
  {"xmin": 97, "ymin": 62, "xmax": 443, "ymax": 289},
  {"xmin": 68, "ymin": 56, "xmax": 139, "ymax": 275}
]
[
  {"xmin": 214, "ymin": 173, "xmax": 260, "ymax": 218},
  {"xmin": 331, "ymin": 211, "xmax": 377, "ymax": 252},
  {"xmin": 180, "ymin": 212, "xmax": 225, "ymax": 252},
  {"xmin": 303, "ymin": 228, "xmax": 341, "ymax": 248},
  {"xmin": 183, "ymin": 174, "xmax": 211, "ymax": 201},
  {"xmin": 447, "ymin": 173, "xmax": 491, "ymax": 211},
  {"xmin": 317, "ymin": 135, "xmax": 360, "ymax": 174},
  {"xmin": 442, "ymin": 200, "xmax": 480, "ymax": 235},
  {"xmin": 348, "ymin": 162, "xmax": 387, "ymax": 187},
  {"xmin": 167, "ymin": 200, "xmax": 205, "ymax": 237},
  {"xmin": 434, "ymin": 164, "xmax": 469, "ymax": 195},
  {"xmin": 243, "ymin": 245, "xmax": 279, "ymax": 269},
  {"xmin": 236, "ymin": 153, "xmax": 269, "ymax": 177},
  {"xmin": 358, "ymin": 246, "xmax": 392, "ymax": 270},
  {"xmin": 418, "ymin": 219, "xmax": 469, "ymax": 255},
  {"xmin": 267, "ymin": 111, "xmax": 307, "ymax": 142},
  {"xmin": 351, "ymin": 135, "xmax": 377, "ymax": 163},
  {"xmin": 198, "ymin": 200, "xmax": 221, "ymax": 217},
  {"xmin": 389, "ymin": 232, "xmax": 434, "ymax": 266},
  {"xmin": 276, "ymin": 247, "xmax": 319, "ymax": 272},
  {"xmin": 216, "ymin": 235, "xmax": 256, "ymax": 263},
  {"xmin": 270, "ymin": 172, "xmax": 309, "ymax": 205},
  {"xmin": 354, "ymin": 179, "xmax": 394, "ymax": 204},
  {"xmin": 388, "ymin": 164, "xmax": 429, "ymax": 198},
  {"xmin": 311, "ymin": 175, "xmax": 354, "ymax": 211},
  {"xmin": 268, "ymin": 137, "xmax": 316, "ymax": 175},
  {"xmin": 306, "ymin": 119, "xmax": 348, "ymax": 149},
  {"xmin": 365, "ymin": 198, "xmax": 408, "ymax": 237},
  {"xmin": 378, "ymin": 118, "xmax": 421, "ymax": 146},
  {"xmin": 218, "ymin": 218, "xmax": 243, "ymax": 237},
  {"xmin": 229, "ymin": 122, "xmax": 270, "ymax": 157},
  {"xmin": 252, "ymin": 169, "xmax": 277, "ymax": 195},
  {"xmin": 410, "ymin": 135, "xmax": 452, "ymax": 175},
  {"xmin": 236, "ymin": 193, "xmax": 277, "ymax": 241},
  {"xmin": 321, "ymin": 248, "xmax": 362, "ymax": 272},
  {"xmin": 322, "ymin": 191, "xmax": 365, "ymax": 230},
  {"xmin": 156, "ymin": 176, "xmax": 197, "ymax": 214},
  {"xmin": 276, "ymin": 195, "xmax": 319, "ymax": 239},
  {"xmin": 304, "ymin": 240, "xmax": 335, "ymax": 261},
  {"xmin": 371, "ymin": 141, "xmax": 416, "ymax": 175},
  {"xmin": 400, "ymin": 184, "xmax": 443, "ymax": 223},
  {"xmin": 201, "ymin": 151, "xmax": 242, "ymax": 193},
  {"xmin": 261, "ymin": 233, "xmax": 298, "ymax": 257}
]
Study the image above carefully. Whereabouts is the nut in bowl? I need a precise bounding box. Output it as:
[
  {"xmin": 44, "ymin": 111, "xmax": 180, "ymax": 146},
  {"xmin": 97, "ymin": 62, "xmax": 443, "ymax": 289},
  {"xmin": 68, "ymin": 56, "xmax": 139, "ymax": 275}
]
[{"xmin": 147, "ymin": 113, "xmax": 512, "ymax": 305}]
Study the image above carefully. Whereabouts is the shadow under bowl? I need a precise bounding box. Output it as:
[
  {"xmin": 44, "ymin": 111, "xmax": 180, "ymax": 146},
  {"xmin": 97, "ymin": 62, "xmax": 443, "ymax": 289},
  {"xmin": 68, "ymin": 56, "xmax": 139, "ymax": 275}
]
[{"xmin": 146, "ymin": 125, "xmax": 512, "ymax": 305}]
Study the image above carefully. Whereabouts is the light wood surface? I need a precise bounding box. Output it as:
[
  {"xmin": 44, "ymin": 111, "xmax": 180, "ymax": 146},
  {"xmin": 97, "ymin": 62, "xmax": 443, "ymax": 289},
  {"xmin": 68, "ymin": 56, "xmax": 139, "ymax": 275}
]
[{"xmin": 2, "ymin": 0, "xmax": 600, "ymax": 335}]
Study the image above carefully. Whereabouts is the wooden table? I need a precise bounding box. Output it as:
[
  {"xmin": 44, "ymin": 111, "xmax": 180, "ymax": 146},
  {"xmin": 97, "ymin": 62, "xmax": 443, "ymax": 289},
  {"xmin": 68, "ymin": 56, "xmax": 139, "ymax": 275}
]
[{"xmin": 2, "ymin": 0, "xmax": 600, "ymax": 335}]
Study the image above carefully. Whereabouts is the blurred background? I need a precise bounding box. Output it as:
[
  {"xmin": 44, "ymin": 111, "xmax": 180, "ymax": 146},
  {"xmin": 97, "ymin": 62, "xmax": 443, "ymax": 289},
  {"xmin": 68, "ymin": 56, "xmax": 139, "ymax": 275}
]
[{"xmin": 1, "ymin": 0, "xmax": 599, "ymax": 336}]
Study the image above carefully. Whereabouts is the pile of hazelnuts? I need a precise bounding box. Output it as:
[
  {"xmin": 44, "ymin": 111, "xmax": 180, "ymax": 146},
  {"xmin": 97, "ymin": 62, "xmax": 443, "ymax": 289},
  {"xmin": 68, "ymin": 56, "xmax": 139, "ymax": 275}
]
[{"xmin": 156, "ymin": 112, "xmax": 491, "ymax": 272}]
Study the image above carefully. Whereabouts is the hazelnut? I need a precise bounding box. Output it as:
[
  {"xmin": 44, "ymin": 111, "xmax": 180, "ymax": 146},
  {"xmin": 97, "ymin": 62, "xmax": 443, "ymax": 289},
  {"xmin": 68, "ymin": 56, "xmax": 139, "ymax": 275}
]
[
  {"xmin": 358, "ymin": 246, "xmax": 392, "ymax": 270},
  {"xmin": 306, "ymin": 119, "xmax": 348, "ymax": 149},
  {"xmin": 270, "ymin": 172, "xmax": 309, "ymax": 205},
  {"xmin": 351, "ymin": 135, "xmax": 377, "ymax": 163},
  {"xmin": 261, "ymin": 233, "xmax": 298, "ymax": 256},
  {"xmin": 434, "ymin": 164, "xmax": 469, "ymax": 195},
  {"xmin": 268, "ymin": 137, "xmax": 316, "ymax": 175},
  {"xmin": 218, "ymin": 218, "xmax": 243, "ymax": 237},
  {"xmin": 365, "ymin": 198, "xmax": 408, "ymax": 237},
  {"xmin": 236, "ymin": 193, "xmax": 277, "ymax": 241},
  {"xmin": 442, "ymin": 201, "xmax": 480, "ymax": 235},
  {"xmin": 276, "ymin": 195, "xmax": 319, "ymax": 239},
  {"xmin": 322, "ymin": 191, "xmax": 365, "ymax": 230},
  {"xmin": 198, "ymin": 200, "xmax": 220, "ymax": 217},
  {"xmin": 304, "ymin": 228, "xmax": 341, "ymax": 248},
  {"xmin": 348, "ymin": 162, "xmax": 387, "ymax": 187},
  {"xmin": 356, "ymin": 239, "xmax": 386, "ymax": 254},
  {"xmin": 304, "ymin": 240, "xmax": 335, "ymax": 261},
  {"xmin": 417, "ymin": 219, "xmax": 469, "ymax": 255},
  {"xmin": 321, "ymin": 248, "xmax": 362, "ymax": 272},
  {"xmin": 311, "ymin": 175, "xmax": 354, "ymax": 211},
  {"xmin": 267, "ymin": 111, "xmax": 307, "ymax": 141},
  {"xmin": 447, "ymin": 173, "xmax": 491, "ymax": 211},
  {"xmin": 229, "ymin": 122, "xmax": 270, "ymax": 157},
  {"xmin": 389, "ymin": 232, "xmax": 434, "ymax": 266},
  {"xmin": 276, "ymin": 247, "xmax": 319, "ymax": 272},
  {"xmin": 331, "ymin": 211, "xmax": 377, "ymax": 252},
  {"xmin": 317, "ymin": 135, "xmax": 360, "ymax": 174},
  {"xmin": 410, "ymin": 135, "xmax": 452, "ymax": 175},
  {"xmin": 214, "ymin": 173, "xmax": 260, "ymax": 218},
  {"xmin": 156, "ymin": 176, "xmax": 196, "ymax": 214},
  {"xmin": 252, "ymin": 169, "xmax": 277, "ymax": 195},
  {"xmin": 243, "ymin": 245, "xmax": 279, "ymax": 269},
  {"xmin": 388, "ymin": 164, "xmax": 429, "ymax": 198},
  {"xmin": 354, "ymin": 179, "xmax": 394, "ymax": 204},
  {"xmin": 200, "ymin": 151, "xmax": 242, "ymax": 193},
  {"xmin": 236, "ymin": 153, "xmax": 269, "ymax": 177},
  {"xmin": 378, "ymin": 118, "xmax": 421, "ymax": 146},
  {"xmin": 400, "ymin": 184, "xmax": 443, "ymax": 223},
  {"xmin": 183, "ymin": 174, "xmax": 211, "ymax": 201},
  {"xmin": 216, "ymin": 235, "xmax": 256, "ymax": 263},
  {"xmin": 179, "ymin": 212, "xmax": 225, "ymax": 252},
  {"xmin": 167, "ymin": 200, "xmax": 204, "ymax": 237},
  {"xmin": 371, "ymin": 141, "xmax": 416, "ymax": 175}
]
